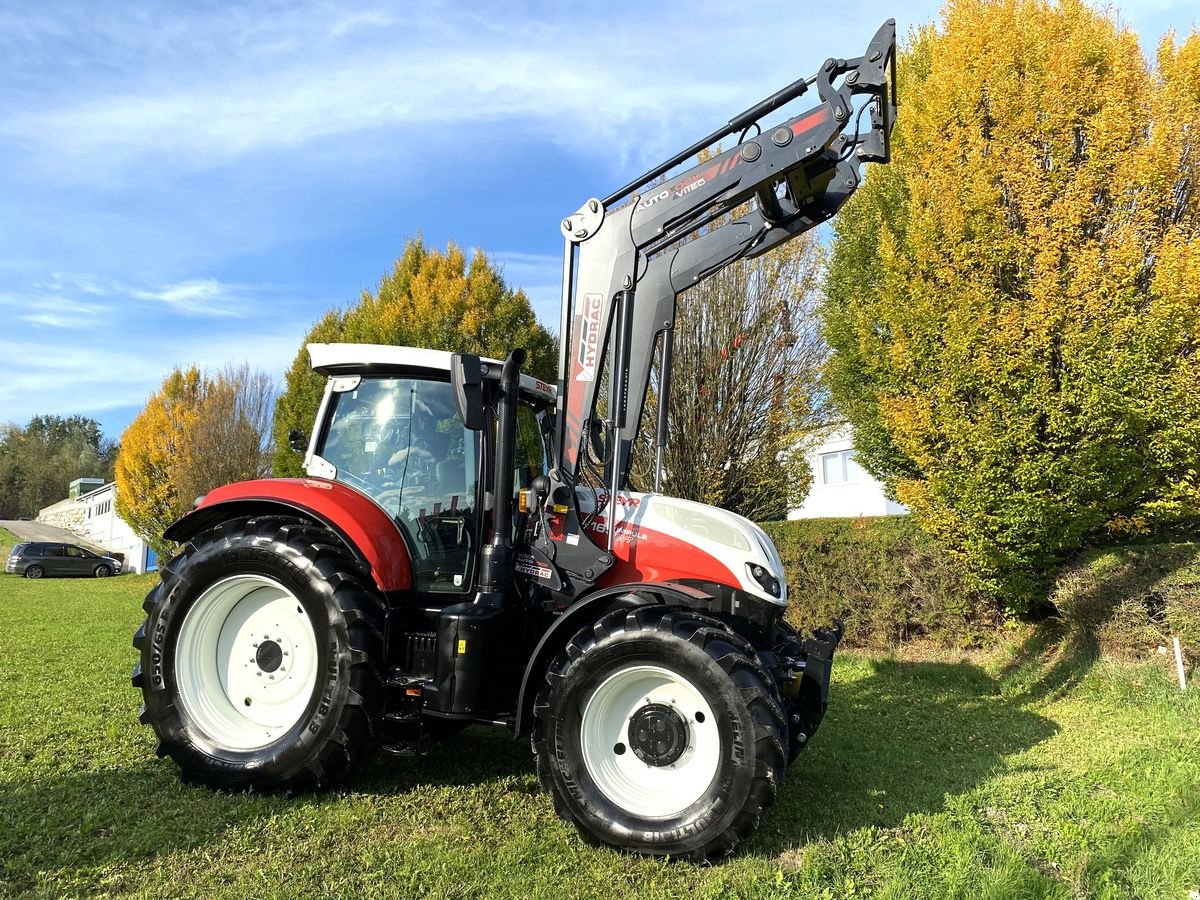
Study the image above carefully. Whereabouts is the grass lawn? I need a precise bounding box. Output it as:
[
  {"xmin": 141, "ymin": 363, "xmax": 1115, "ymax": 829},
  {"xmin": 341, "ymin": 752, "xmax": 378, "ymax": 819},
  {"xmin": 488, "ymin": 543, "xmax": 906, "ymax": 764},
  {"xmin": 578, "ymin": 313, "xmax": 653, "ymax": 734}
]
[{"xmin": 1, "ymin": 560, "xmax": 1197, "ymax": 898}]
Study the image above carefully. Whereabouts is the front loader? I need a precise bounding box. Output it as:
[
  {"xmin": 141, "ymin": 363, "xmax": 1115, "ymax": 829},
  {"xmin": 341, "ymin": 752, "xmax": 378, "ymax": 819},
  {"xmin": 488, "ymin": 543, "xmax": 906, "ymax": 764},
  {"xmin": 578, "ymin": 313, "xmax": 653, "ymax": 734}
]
[{"xmin": 132, "ymin": 21, "xmax": 897, "ymax": 861}]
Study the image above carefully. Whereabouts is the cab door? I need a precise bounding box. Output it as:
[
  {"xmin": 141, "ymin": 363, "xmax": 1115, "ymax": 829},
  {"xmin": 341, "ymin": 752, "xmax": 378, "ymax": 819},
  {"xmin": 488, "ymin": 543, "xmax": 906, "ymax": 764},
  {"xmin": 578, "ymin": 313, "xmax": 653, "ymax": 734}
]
[{"xmin": 314, "ymin": 374, "xmax": 482, "ymax": 597}]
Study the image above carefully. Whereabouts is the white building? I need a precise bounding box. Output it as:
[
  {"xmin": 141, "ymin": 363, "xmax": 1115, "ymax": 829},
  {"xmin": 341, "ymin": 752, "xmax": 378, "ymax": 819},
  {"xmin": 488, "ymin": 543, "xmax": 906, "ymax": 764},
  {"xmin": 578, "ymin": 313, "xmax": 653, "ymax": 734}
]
[
  {"xmin": 789, "ymin": 425, "xmax": 908, "ymax": 520},
  {"xmin": 39, "ymin": 482, "xmax": 159, "ymax": 574},
  {"xmin": 76, "ymin": 483, "xmax": 158, "ymax": 574}
]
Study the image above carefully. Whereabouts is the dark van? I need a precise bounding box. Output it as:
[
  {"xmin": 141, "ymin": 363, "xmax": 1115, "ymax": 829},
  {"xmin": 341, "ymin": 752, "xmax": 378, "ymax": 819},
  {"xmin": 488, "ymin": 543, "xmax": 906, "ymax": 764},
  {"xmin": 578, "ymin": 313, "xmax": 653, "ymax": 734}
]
[{"xmin": 5, "ymin": 543, "xmax": 123, "ymax": 579}]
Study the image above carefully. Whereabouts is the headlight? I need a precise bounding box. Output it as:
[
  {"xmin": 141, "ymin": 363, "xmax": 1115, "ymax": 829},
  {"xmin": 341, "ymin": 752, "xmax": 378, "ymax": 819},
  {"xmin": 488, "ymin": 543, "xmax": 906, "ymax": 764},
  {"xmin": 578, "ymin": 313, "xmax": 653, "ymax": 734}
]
[{"xmin": 746, "ymin": 562, "xmax": 781, "ymax": 598}]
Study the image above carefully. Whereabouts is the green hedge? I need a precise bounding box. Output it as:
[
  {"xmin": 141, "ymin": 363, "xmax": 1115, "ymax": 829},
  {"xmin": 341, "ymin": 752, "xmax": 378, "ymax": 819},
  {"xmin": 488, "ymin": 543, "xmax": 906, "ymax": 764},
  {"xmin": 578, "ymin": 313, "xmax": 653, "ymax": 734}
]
[{"xmin": 761, "ymin": 517, "xmax": 999, "ymax": 649}]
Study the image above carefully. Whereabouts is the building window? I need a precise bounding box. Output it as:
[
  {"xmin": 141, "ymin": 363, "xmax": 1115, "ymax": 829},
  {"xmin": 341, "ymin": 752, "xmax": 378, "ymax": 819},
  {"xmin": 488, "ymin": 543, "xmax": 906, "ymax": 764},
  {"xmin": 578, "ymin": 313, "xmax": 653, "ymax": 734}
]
[{"xmin": 820, "ymin": 449, "xmax": 863, "ymax": 485}]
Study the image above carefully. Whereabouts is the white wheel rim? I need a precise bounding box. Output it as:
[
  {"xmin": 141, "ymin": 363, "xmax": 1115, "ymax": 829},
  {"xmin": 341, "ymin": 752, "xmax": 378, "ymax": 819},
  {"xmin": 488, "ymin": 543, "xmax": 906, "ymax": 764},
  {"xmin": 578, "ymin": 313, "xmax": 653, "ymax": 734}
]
[
  {"xmin": 580, "ymin": 664, "xmax": 720, "ymax": 819},
  {"xmin": 175, "ymin": 574, "xmax": 320, "ymax": 751}
]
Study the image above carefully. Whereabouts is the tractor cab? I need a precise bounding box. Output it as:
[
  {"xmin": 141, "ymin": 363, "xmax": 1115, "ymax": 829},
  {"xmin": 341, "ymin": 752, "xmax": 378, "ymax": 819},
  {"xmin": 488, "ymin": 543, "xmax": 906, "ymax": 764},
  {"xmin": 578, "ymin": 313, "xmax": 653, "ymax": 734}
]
[{"xmin": 303, "ymin": 342, "xmax": 554, "ymax": 595}]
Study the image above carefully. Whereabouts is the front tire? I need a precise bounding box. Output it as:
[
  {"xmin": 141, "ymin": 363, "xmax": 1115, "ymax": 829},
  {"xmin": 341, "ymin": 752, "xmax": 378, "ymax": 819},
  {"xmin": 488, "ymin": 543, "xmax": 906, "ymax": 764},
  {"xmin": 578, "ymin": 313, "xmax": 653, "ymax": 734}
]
[
  {"xmin": 132, "ymin": 516, "xmax": 385, "ymax": 791},
  {"xmin": 94, "ymin": 564, "xmax": 112, "ymax": 578},
  {"xmin": 533, "ymin": 606, "xmax": 787, "ymax": 861}
]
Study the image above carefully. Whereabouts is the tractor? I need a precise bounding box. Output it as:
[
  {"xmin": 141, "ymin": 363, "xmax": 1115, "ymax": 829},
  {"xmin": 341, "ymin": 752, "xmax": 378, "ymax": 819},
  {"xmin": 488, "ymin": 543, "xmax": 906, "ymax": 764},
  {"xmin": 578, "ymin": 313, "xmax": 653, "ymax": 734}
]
[{"xmin": 133, "ymin": 20, "xmax": 896, "ymax": 860}]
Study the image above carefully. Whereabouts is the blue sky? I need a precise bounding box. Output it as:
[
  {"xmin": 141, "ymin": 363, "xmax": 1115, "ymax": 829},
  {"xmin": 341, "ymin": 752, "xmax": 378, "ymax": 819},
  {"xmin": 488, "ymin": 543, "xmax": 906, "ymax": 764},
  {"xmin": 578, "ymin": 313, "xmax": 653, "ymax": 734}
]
[{"xmin": 1, "ymin": 0, "xmax": 1195, "ymax": 442}]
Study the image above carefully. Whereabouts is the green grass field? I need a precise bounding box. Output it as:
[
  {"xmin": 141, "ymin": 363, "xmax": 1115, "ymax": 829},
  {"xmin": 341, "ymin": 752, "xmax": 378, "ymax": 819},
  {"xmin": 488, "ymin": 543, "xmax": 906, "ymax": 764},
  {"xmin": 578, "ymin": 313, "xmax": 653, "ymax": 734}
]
[{"xmin": 1, "ymin": 533, "xmax": 1197, "ymax": 898}]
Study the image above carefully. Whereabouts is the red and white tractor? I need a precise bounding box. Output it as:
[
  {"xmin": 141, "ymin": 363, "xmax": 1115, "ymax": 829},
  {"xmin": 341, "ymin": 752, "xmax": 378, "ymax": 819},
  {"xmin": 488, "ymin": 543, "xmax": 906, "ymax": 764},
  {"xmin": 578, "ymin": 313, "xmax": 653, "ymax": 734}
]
[{"xmin": 132, "ymin": 21, "xmax": 896, "ymax": 860}]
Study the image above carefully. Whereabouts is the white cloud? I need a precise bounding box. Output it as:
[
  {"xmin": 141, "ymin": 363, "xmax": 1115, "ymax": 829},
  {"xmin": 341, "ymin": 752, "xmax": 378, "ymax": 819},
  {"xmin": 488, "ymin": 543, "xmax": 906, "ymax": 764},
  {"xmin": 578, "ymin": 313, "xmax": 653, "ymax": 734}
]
[
  {"xmin": 0, "ymin": 324, "xmax": 301, "ymax": 427},
  {"xmin": 1, "ymin": 274, "xmax": 261, "ymax": 320},
  {"xmin": 20, "ymin": 312, "xmax": 75, "ymax": 328},
  {"xmin": 0, "ymin": 290, "xmax": 104, "ymax": 318},
  {"xmin": 133, "ymin": 278, "xmax": 244, "ymax": 316},
  {"xmin": 0, "ymin": 1, "xmax": 910, "ymax": 183}
]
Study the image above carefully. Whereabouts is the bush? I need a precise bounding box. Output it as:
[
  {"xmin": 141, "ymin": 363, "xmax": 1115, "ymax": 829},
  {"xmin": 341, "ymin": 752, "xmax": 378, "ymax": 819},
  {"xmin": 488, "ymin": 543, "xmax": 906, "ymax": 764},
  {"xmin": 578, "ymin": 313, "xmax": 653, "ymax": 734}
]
[
  {"xmin": 820, "ymin": 0, "xmax": 1200, "ymax": 610},
  {"xmin": 762, "ymin": 517, "xmax": 999, "ymax": 650}
]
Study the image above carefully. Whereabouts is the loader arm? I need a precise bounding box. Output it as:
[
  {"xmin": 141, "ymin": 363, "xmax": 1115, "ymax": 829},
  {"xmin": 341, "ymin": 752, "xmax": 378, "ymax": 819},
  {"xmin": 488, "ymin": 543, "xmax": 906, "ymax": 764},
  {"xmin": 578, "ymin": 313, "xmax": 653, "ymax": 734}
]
[{"xmin": 539, "ymin": 19, "xmax": 897, "ymax": 589}]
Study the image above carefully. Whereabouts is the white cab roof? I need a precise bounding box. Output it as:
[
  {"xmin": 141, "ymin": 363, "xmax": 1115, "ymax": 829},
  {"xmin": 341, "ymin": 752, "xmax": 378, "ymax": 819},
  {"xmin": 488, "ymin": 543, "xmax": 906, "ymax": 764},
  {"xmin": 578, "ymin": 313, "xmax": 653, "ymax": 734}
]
[{"xmin": 307, "ymin": 343, "xmax": 556, "ymax": 403}]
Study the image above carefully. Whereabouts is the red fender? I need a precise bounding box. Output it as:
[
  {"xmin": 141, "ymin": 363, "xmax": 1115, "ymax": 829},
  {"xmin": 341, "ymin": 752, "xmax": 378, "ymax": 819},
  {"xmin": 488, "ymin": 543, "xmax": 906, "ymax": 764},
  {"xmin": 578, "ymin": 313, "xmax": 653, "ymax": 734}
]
[{"xmin": 163, "ymin": 478, "xmax": 412, "ymax": 593}]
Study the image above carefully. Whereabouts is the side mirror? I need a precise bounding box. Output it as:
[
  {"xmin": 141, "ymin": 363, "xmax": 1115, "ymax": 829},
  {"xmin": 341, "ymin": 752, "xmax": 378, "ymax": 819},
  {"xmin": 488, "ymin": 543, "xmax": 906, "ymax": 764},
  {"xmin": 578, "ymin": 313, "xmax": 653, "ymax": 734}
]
[
  {"xmin": 451, "ymin": 353, "xmax": 485, "ymax": 431},
  {"xmin": 288, "ymin": 429, "xmax": 308, "ymax": 452}
]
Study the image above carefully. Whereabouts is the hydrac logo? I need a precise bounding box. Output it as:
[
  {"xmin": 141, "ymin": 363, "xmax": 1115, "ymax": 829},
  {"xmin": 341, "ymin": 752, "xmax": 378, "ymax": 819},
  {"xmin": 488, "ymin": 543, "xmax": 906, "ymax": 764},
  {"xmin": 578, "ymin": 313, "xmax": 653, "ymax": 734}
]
[{"xmin": 574, "ymin": 292, "xmax": 603, "ymax": 381}]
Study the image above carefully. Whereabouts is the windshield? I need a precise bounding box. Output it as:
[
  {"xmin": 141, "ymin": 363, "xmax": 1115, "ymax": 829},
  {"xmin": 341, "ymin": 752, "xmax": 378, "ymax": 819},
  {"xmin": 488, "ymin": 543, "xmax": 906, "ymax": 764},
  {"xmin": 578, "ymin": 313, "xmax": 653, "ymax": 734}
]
[{"xmin": 317, "ymin": 377, "xmax": 479, "ymax": 593}]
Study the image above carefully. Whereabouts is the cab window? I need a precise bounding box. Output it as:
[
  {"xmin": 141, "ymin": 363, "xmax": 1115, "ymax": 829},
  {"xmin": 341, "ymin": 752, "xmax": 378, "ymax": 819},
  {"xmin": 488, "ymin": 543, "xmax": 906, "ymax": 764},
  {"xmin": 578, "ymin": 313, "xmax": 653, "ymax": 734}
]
[
  {"xmin": 318, "ymin": 377, "xmax": 479, "ymax": 594},
  {"xmin": 514, "ymin": 403, "xmax": 549, "ymax": 491}
]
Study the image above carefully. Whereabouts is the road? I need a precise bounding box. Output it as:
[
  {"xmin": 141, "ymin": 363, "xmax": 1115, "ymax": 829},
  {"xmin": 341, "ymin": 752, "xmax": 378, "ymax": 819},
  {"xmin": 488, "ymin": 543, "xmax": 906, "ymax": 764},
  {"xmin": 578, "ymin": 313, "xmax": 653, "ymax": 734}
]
[{"xmin": 0, "ymin": 520, "xmax": 111, "ymax": 555}]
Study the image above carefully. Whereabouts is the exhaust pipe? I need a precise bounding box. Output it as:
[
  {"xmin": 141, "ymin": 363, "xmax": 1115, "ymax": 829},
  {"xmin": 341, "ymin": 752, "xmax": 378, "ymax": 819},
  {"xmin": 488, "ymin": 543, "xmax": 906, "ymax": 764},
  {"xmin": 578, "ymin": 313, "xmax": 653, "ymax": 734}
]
[{"xmin": 477, "ymin": 348, "xmax": 526, "ymax": 602}]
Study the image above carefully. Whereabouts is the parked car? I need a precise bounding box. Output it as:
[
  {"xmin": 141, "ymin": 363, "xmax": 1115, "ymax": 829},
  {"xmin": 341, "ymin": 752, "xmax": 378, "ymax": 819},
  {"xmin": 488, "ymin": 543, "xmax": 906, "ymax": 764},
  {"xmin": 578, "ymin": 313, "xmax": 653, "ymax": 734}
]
[{"xmin": 5, "ymin": 543, "xmax": 123, "ymax": 579}]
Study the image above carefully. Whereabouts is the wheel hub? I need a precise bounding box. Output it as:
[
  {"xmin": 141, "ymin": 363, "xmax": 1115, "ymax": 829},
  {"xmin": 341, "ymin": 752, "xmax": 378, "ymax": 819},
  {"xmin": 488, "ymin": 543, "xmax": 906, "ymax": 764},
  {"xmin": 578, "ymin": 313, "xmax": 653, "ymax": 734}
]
[
  {"xmin": 628, "ymin": 702, "xmax": 688, "ymax": 767},
  {"xmin": 255, "ymin": 639, "xmax": 284, "ymax": 673}
]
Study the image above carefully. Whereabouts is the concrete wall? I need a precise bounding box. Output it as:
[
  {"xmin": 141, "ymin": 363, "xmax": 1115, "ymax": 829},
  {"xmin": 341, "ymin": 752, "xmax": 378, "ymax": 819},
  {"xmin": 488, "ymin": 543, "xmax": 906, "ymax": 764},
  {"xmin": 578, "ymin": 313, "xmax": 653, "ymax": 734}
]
[
  {"xmin": 789, "ymin": 425, "xmax": 909, "ymax": 520},
  {"xmin": 38, "ymin": 497, "xmax": 87, "ymax": 533}
]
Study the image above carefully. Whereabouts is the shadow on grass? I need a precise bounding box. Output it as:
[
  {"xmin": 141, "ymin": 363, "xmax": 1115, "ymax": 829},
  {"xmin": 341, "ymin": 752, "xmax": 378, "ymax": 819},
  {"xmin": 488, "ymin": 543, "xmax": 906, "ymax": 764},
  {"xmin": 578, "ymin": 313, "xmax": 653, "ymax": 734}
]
[
  {"xmin": 0, "ymin": 728, "xmax": 540, "ymax": 892},
  {"xmin": 997, "ymin": 543, "xmax": 1200, "ymax": 701},
  {"xmin": 750, "ymin": 657, "xmax": 1058, "ymax": 854},
  {"xmin": 0, "ymin": 659, "xmax": 1055, "ymax": 887},
  {"xmin": 0, "ymin": 761, "xmax": 265, "ymax": 893}
]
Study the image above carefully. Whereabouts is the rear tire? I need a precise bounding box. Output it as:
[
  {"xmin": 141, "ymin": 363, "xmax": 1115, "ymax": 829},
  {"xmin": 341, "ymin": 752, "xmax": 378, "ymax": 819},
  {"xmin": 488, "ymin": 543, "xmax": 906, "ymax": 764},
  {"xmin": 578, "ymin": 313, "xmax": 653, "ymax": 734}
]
[
  {"xmin": 94, "ymin": 564, "xmax": 112, "ymax": 578},
  {"xmin": 132, "ymin": 516, "xmax": 385, "ymax": 791},
  {"xmin": 25, "ymin": 565, "xmax": 43, "ymax": 579},
  {"xmin": 533, "ymin": 606, "xmax": 787, "ymax": 861}
]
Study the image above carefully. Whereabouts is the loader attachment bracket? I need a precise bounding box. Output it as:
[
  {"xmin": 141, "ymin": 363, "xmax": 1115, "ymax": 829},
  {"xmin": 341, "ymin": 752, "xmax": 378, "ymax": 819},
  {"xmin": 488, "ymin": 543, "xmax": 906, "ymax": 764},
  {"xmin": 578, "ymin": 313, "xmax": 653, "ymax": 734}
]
[{"xmin": 770, "ymin": 618, "xmax": 845, "ymax": 757}]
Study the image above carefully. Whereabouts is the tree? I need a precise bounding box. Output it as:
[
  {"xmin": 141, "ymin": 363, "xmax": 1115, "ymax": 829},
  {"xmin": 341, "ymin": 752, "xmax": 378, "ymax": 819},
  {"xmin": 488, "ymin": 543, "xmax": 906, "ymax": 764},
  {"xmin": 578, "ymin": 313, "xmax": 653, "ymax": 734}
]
[
  {"xmin": 115, "ymin": 368, "xmax": 204, "ymax": 553},
  {"xmin": 629, "ymin": 226, "xmax": 828, "ymax": 521},
  {"xmin": 273, "ymin": 237, "xmax": 557, "ymax": 476},
  {"xmin": 176, "ymin": 364, "xmax": 276, "ymax": 508},
  {"xmin": 116, "ymin": 365, "xmax": 276, "ymax": 554},
  {"xmin": 821, "ymin": 0, "xmax": 1200, "ymax": 604},
  {"xmin": 0, "ymin": 415, "xmax": 117, "ymax": 518}
]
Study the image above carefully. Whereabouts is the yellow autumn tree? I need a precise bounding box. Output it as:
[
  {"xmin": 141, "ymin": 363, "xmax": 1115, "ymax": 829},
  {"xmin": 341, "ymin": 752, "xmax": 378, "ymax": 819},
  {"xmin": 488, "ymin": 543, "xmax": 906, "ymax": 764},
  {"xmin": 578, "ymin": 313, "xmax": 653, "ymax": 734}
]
[
  {"xmin": 117, "ymin": 365, "xmax": 277, "ymax": 553},
  {"xmin": 822, "ymin": 0, "xmax": 1200, "ymax": 605},
  {"xmin": 115, "ymin": 367, "xmax": 204, "ymax": 553},
  {"xmin": 273, "ymin": 237, "xmax": 557, "ymax": 475}
]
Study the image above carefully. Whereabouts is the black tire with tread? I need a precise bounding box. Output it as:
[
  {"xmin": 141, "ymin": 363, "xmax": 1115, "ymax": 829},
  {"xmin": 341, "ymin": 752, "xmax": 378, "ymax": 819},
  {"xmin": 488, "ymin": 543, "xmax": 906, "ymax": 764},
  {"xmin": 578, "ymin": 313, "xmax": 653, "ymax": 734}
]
[
  {"xmin": 94, "ymin": 564, "xmax": 111, "ymax": 578},
  {"xmin": 532, "ymin": 606, "xmax": 788, "ymax": 861},
  {"xmin": 131, "ymin": 515, "xmax": 385, "ymax": 791},
  {"xmin": 24, "ymin": 565, "xmax": 43, "ymax": 579}
]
